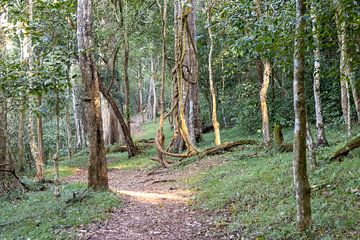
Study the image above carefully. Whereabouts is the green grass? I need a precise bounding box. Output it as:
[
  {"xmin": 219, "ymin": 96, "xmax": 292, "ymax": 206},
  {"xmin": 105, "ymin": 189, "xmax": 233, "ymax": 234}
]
[
  {"xmin": 188, "ymin": 127, "xmax": 360, "ymax": 239},
  {"xmin": 0, "ymin": 182, "xmax": 121, "ymax": 240}
]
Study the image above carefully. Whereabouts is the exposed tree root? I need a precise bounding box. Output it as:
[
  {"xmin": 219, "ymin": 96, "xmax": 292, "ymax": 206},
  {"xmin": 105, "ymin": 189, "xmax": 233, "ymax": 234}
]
[
  {"xmin": 330, "ymin": 136, "xmax": 360, "ymax": 161},
  {"xmin": 152, "ymin": 139, "xmax": 259, "ymax": 167}
]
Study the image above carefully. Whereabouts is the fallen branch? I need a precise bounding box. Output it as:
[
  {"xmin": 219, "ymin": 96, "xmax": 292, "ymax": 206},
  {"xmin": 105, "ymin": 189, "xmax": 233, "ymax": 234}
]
[
  {"xmin": 329, "ymin": 136, "xmax": 360, "ymax": 161},
  {"xmin": 151, "ymin": 179, "xmax": 176, "ymax": 184},
  {"xmin": 199, "ymin": 140, "xmax": 258, "ymax": 158},
  {"xmin": 0, "ymin": 168, "xmax": 30, "ymax": 191}
]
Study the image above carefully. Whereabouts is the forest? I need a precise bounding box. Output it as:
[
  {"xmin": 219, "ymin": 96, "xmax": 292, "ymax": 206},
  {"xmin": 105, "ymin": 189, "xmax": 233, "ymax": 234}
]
[{"xmin": 0, "ymin": 0, "xmax": 359, "ymax": 239}]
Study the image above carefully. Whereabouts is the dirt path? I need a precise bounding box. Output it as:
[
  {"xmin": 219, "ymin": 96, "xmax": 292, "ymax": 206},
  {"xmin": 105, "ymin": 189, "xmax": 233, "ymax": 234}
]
[{"xmin": 66, "ymin": 115, "xmax": 235, "ymax": 240}]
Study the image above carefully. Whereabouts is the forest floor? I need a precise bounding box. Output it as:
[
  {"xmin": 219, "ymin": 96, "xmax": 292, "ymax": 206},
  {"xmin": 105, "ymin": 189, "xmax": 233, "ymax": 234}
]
[
  {"xmin": 64, "ymin": 115, "xmax": 234, "ymax": 240},
  {"xmin": 1, "ymin": 115, "xmax": 359, "ymax": 239}
]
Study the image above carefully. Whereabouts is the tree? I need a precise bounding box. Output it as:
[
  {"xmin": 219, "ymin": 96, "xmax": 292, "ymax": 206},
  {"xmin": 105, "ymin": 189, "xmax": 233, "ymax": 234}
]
[
  {"xmin": 206, "ymin": 1, "xmax": 221, "ymax": 146},
  {"xmin": 254, "ymin": 0, "xmax": 271, "ymax": 147},
  {"xmin": 293, "ymin": 0, "xmax": 312, "ymax": 231},
  {"xmin": 77, "ymin": 0, "xmax": 108, "ymax": 190},
  {"xmin": 311, "ymin": 4, "xmax": 328, "ymax": 146}
]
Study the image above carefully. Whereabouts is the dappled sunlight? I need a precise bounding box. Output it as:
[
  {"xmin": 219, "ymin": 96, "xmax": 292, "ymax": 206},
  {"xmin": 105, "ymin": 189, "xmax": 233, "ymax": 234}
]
[{"xmin": 113, "ymin": 189, "xmax": 191, "ymax": 204}]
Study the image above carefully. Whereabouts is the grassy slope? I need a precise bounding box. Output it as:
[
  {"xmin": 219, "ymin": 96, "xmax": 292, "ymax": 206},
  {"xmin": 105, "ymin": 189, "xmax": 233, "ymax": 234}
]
[{"xmin": 189, "ymin": 127, "xmax": 360, "ymax": 239}]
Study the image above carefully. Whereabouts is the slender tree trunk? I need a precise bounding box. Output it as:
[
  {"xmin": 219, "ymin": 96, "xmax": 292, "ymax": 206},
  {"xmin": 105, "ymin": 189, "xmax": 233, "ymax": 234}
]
[
  {"xmin": 77, "ymin": 0, "xmax": 108, "ymax": 190},
  {"xmin": 293, "ymin": 0, "xmax": 312, "ymax": 231},
  {"xmin": 254, "ymin": 0, "xmax": 271, "ymax": 146},
  {"xmin": 350, "ymin": 72, "xmax": 360, "ymax": 123},
  {"xmin": 54, "ymin": 92, "xmax": 61, "ymax": 198},
  {"xmin": 99, "ymin": 81, "xmax": 139, "ymax": 157},
  {"xmin": 311, "ymin": 8, "xmax": 328, "ymax": 146},
  {"xmin": 121, "ymin": 0, "xmax": 131, "ymax": 135},
  {"xmin": 335, "ymin": 0, "xmax": 352, "ymax": 136},
  {"xmin": 18, "ymin": 103, "xmax": 26, "ymax": 172},
  {"xmin": 65, "ymin": 104, "xmax": 72, "ymax": 160},
  {"xmin": 306, "ymin": 121, "xmax": 317, "ymax": 170},
  {"xmin": 221, "ymin": 58, "xmax": 228, "ymax": 128},
  {"xmin": 25, "ymin": 0, "xmax": 44, "ymax": 182},
  {"xmin": 207, "ymin": 4, "xmax": 221, "ymax": 146},
  {"xmin": 0, "ymin": 98, "xmax": 6, "ymax": 177},
  {"xmin": 156, "ymin": 0, "xmax": 169, "ymax": 167},
  {"xmin": 37, "ymin": 96, "xmax": 45, "ymax": 166},
  {"xmin": 152, "ymin": 58, "xmax": 157, "ymax": 123}
]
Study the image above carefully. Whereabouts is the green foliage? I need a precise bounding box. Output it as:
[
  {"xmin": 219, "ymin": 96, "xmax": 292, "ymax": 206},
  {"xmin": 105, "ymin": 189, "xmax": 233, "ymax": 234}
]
[{"xmin": 0, "ymin": 183, "xmax": 121, "ymax": 240}]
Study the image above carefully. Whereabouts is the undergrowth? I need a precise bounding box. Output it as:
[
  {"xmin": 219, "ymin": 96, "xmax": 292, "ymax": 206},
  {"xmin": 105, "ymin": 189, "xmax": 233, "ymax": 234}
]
[{"xmin": 189, "ymin": 126, "xmax": 360, "ymax": 239}]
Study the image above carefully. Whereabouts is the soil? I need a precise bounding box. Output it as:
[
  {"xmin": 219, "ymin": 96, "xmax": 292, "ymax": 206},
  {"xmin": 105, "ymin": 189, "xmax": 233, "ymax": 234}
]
[{"xmin": 64, "ymin": 115, "xmax": 239, "ymax": 240}]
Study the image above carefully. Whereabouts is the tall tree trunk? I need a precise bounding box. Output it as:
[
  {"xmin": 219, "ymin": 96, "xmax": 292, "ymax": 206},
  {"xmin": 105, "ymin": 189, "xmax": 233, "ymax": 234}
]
[
  {"xmin": 293, "ymin": 0, "xmax": 312, "ymax": 231},
  {"xmin": 65, "ymin": 104, "xmax": 72, "ymax": 160},
  {"xmin": 77, "ymin": 0, "xmax": 108, "ymax": 190},
  {"xmin": 207, "ymin": 4, "xmax": 221, "ymax": 146},
  {"xmin": 37, "ymin": 96, "xmax": 45, "ymax": 165},
  {"xmin": 188, "ymin": 0, "xmax": 202, "ymax": 143},
  {"xmin": 334, "ymin": 0, "xmax": 352, "ymax": 136},
  {"xmin": 311, "ymin": 8, "xmax": 328, "ymax": 146},
  {"xmin": 18, "ymin": 103, "xmax": 26, "ymax": 172},
  {"xmin": 121, "ymin": 0, "xmax": 131, "ymax": 135},
  {"xmin": 0, "ymin": 98, "xmax": 6, "ymax": 177},
  {"xmin": 54, "ymin": 92, "xmax": 61, "ymax": 198},
  {"xmin": 220, "ymin": 58, "xmax": 228, "ymax": 128},
  {"xmin": 156, "ymin": 0, "xmax": 169, "ymax": 167},
  {"xmin": 254, "ymin": 0, "xmax": 271, "ymax": 146},
  {"xmin": 25, "ymin": 0, "xmax": 44, "ymax": 182}
]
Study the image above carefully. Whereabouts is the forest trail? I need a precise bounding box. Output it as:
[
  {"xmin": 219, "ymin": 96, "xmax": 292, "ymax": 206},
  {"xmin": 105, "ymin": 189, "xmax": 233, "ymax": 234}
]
[{"xmin": 65, "ymin": 115, "xmax": 233, "ymax": 240}]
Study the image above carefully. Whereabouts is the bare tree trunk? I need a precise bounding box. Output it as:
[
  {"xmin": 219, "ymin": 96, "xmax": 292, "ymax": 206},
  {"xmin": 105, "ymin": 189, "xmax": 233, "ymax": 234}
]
[
  {"xmin": 220, "ymin": 58, "xmax": 228, "ymax": 128},
  {"xmin": 18, "ymin": 103, "xmax": 26, "ymax": 172},
  {"xmin": 311, "ymin": 8, "xmax": 328, "ymax": 146},
  {"xmin": 54, "ymin": 92, "xmax": 61, "ymax": 198},
  {"xmin": 156, "ymin": 0, "xmax": 170, "ymax": 167},
  {"xmin": 306, "ymin": 121, "xmax": 317, "ymax": 170},
  {"xmin": 0, "ymin": 98, "xmax": 6, "ymax": 177},
  {"xmin": 254, "ymin": 0, "xmax": 271, "ymax": 147},
  {"xmin": 65, "ymin": 104, "xmax": 72, "ymax": 160},
  {"xmin": 77, "ymin": 0, "xmax": 108, "ymax": 190},
  {"xmin": 293, "ymin": 0, "xmax": 312, "ymax": 231},
  {"xmin": 207, "ymin": 4, "xmax": 221, "ymax": 146},
  {"xmin": 37, "ymin": 96, "xmax": 45, "ymax": 166},
  {"xmin": 25, "ymin": 0, "xmax": 44, "ymax": 182},
  {"xmin": 152, "ymin": 58, "xmax": 157, "ymax": 123},
  {"xmin": 335, "ymin": 0, "xmax": 352, "ymax": 136}
]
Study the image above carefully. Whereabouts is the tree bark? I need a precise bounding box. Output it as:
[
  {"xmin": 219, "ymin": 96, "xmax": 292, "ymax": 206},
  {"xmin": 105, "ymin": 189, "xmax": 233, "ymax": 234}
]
[
  {"xmin": 207, "ymin": 4, "xmax": 221, "ymax": 146},
  {"xmin": 0, "ymin": 98, "xmax": 6, "ymax": 179},
  {"xmin": 311, "ymin": 8, "xmax": 328, "ymax": 146},
  {"xmin": 334, "ymin": 0, "xmax": 352, "ymax": 136},
  {"xmin": 293, "ymin": 0, "xmax": 312, "ymax": 231},
  {"xmin": 155, "ymin": 0, "xmax": 170, "ymax": 168},
  {"xmin": 25, "ymin": 0, "xmax": 44, "ymax": 182},
  {"xmin": 37, "ymin": 96, "xmax": 45, "ymax": 165},
  {"xmin": 54, "ymin": 92, "xmax": 61, "ymax": 198},
  {"xmin": 254, "ymin": 0, "xmax": 271, "ymax": 147},
  {"xmin": 18, "ymin": 103, "xmax": 26, "ymax": 172},
  {"xmin": 77, "ymin": 0, "xmax": 108, "ymax": 190}
]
